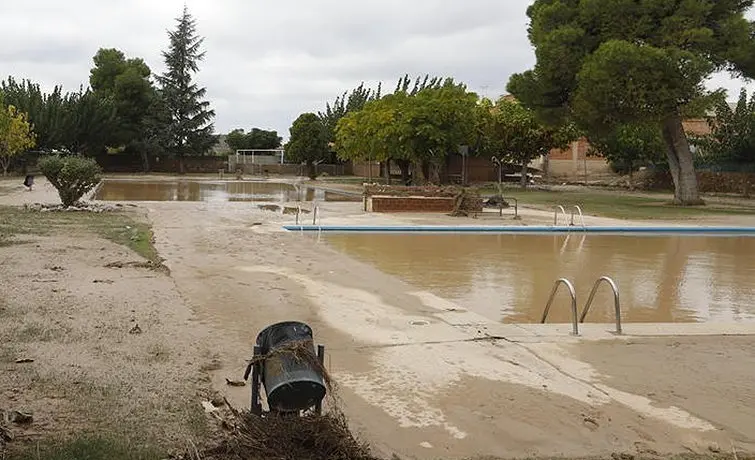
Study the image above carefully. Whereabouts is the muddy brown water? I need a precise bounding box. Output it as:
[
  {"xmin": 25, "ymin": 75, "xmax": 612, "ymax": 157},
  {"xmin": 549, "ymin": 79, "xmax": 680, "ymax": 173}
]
[
  {"xmin": 324, "ymin": 233, "xmax": 755, "ymax": 324},
  {"xmin": 94, "ymin": 179, "xmax": 359, "ymax": 202}
]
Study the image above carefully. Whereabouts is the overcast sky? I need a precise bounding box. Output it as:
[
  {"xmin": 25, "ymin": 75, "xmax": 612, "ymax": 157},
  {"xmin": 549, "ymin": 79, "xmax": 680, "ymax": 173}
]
[{"xmin": 2, "ymin": 1, "xmax": 754, "ymax": 139}]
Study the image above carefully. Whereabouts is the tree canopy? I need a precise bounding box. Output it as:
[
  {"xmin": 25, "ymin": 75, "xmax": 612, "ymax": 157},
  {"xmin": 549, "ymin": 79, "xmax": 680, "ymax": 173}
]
[
  {"xmin": 286, "ymin": 113, "xmax": 329, "ymax": 179},
  {"xmin": 507, "ymin": 0, "xmax": 755, "ymax": 204},
  {"xmin": 0, "ymin": 78, "xmax": 115, "ymax": 155},
  {"xmin": 481, "ymin": 97, "xmax": 574, "ymax": 187},
  {"xmin": 693, "ymin": 89, "xmax": 755, "ymax": 168},
  {"xmin": 0, "ymin": 101, "xmax": 36, "ymax": 175},
  {"xmin": 333, "ymin": 78, "xmax": 478, "ymax": 183},
  {"xmin": 226, "ymin": 128, "xmax": 282, "ymax": 152},
  {"xmin": 318, "ymin": 82, "xmax": 381, "ymax": 143},
  {"xmin": 90, "ymin": 48, "xmax": 158, "ymax": 170},
  {"xmin": 156, "ymin": 6, "xmax": 215, "ymax": 172},
  {"xmin": 588, "ymin": 122, "xmax": 666, "ymax": 177}
]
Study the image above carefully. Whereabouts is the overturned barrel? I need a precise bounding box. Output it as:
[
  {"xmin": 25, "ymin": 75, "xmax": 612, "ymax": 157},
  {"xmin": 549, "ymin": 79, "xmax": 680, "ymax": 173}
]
[{"xmin": 255, "ymin": 321, "xmax": 326, "ymax": 413}]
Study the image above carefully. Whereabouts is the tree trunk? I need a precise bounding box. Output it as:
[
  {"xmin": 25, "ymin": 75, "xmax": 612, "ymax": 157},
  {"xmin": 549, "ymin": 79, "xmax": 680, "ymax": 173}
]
[
  {"xmin": 1, "ymin": 155, "xmax": 10, "ymax": 176},
  {"xmin": 140, "ymin": 152, "xmax": 151, "ymax": 173},
  {"xmin": 396, "ymin": 159, "xmax": 411, "ymax": 185},
  {"xmin": 178, "ymin": 156, "xmax": 186, "ymax": 175},
  {"xmin": 383, "ymin": 159, "xmax": 391, "ymax": 185},
  {"xmin": 520, "ymin": 161, "xmax": 529, "ymax": 189},
  {"xmin": 661, "ymin": 115, "xmax": 704, "ymax": 205},
  {"xmin": 422, "ymin": 161, "xmax": 432, "ymax": 184},
  {"xmin": 429, "ymin": 162, "xmax": 441, "ymax": 185},
  {"xmin": 413, "ymin": 161, "xmax": 426, "ymax": 185},
  {"xmin": 307, "ymin": 161, "xmax": 317, "ymax": 180}
]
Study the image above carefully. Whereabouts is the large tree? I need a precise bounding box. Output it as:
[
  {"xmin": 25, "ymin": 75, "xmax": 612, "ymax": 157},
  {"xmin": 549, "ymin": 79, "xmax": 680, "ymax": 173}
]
[
  {"xmin": 694, "ymin": 88, "xmax": 755, "ymax": 167},
  {"xmin": 399, "ymin": 79, "xmax": 479, "ymax": 183},
  {"xmin": 90, "ymin": 48, "xmax": 157, "ymax": 170},
  {"xmin": 61, "ymin": 87, "xmax": 116, "ymax": 156},
  {"xmin": 226, "ymin": 128, "xmax": 282, "ymax": 152},
  {"xmin": 334, "ymin": 78, "xmax": 479, "ymax": 184},
  {"xmin": 0, "ymin": 101, "xmax": 36, "ymax": 175},
  {"xmin": 335, "ymin": 93, "xmax": 411, "ymax": 183},
  {"xmin": 156, "ymin": 6, "xmax": 215, "ymax": 173},
  {"xmin": 484, "ymin": 98, "xmax": 572, "ymax": 188},
  {"xmin": 508, "ymin": 0, "xmax": 755, "ymax": 205},
  {"xmin": 319, "ymin": 82, "xmax": 381, "ymax": 143},
  {"xmin": 286, "ymin": 113, "xmax": 329, "ymax": 180}
]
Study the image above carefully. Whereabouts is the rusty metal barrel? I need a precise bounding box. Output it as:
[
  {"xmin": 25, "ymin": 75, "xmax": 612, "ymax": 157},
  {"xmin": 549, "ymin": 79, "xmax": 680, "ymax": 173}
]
[{"xmin": 255, "ymin": 321, "xmax": 326, "ymax": 413}]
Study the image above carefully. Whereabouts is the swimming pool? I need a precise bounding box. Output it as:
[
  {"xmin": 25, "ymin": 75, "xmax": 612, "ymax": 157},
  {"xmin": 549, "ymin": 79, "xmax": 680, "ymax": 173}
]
[
  {"xmin": 284, "ymin": 225, "xmax": 755, "ymax": 235},
  {"xmin": 321, "ymin": 233, "xmax": 755, "ymax": 324}
]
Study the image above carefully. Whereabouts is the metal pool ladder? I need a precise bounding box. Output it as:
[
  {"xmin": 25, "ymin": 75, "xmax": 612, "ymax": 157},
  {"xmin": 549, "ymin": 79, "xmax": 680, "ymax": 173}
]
[
  {"xmin": 541, "ymin": 278, "xmax": 579, "ymax": 335},
  {"xmin": 570, "ymin": 206, "xmax": 586, "ymax": 229},
  {"xmin": 580, "ymin": 276, "xmax": 622, "ymax": 335},
  {"xmin": 553, "ymin": 206, "xmax": 568, "ymax": 226}
]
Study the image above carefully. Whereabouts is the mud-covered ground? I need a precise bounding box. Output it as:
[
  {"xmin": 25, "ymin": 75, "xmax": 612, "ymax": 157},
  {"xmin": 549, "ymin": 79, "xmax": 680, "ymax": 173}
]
[{"xmin": 1, "ymin": 176, "xmax": 754, "ymax": 460}]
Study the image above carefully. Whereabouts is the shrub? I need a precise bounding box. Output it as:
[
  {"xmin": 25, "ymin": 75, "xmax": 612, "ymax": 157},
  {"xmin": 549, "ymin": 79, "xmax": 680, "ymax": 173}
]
[{"xmin": 38, "ymin": 155, "xmax": 103, "ymax": 208}]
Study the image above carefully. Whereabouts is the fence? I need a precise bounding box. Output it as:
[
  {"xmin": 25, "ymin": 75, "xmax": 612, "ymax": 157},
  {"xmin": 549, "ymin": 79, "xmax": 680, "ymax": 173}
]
[{"xmin": 234, "ymin": 163, "xmax": 351, "ymax": 177}]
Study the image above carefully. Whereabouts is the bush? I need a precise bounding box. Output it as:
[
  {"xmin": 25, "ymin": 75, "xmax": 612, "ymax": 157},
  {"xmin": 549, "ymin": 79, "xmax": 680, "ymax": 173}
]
[{"xmin": 38, "ymin": 155, "xmax": 103, "ymax": 208}]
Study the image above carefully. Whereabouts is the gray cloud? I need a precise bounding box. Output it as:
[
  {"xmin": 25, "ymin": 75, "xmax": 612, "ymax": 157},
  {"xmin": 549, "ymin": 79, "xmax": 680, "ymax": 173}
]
[{"xmin": 1, "ymin": 0, "xmax": 753, "ymax": 139}]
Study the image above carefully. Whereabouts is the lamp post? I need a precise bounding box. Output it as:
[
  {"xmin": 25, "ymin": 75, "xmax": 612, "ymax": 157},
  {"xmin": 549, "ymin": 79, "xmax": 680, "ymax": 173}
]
[{"xmin": 458, "ymin": 145, "xmax": 469, "ymax": 185}]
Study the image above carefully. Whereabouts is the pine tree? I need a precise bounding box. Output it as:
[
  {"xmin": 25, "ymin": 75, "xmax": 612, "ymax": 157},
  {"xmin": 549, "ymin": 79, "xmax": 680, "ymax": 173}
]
[{"xmin": 156, "ymin": 6, "xmax": 215, "ymax": 173}]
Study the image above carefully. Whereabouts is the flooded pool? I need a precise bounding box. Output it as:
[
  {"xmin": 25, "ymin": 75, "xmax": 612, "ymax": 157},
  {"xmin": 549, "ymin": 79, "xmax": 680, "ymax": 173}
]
[
  {"xmin": 324, "ymin": 233, "xmax": 755, "ymax": 324},
  {"xmin": 94, "ymin": 180, "xmax": 359, "ymax": 202}
]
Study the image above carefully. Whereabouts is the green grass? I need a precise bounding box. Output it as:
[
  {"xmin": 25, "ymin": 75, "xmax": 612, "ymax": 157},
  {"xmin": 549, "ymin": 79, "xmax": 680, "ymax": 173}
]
[
  {"xmin": 0, "ymin": 206, "xmax": 159, "ymax": 262},
  {"xmin": 475, "ymin": 186, "xmax": 755, "ymax": 220},
  {"xmin": 4, "ymin": 436, "xmax": 164, "ymax": 460}
]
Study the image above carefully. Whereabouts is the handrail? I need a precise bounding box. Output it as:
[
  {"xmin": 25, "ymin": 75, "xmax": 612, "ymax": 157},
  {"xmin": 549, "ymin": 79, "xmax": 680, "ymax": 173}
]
[
  {"xmin": 540, "ymin": 278, "xmax": 579, "ymax": 336},
  {"xmin": 500, "ymin": 196, "xmax": 519, "ymax": 219},
  {"xmin": 553, "ymin": 205, "xmax": 568, "ymax": 226},
  {"xmin": 580, "ymin": 276, "xmax": 622, "ymax": 335},
  {"xmin": 312, "ymin": 205, "xmax": 320, "ymax": 226},
  {"xmin": 570, "ymin": 206, "xmax": 586, "ymax": 229}
]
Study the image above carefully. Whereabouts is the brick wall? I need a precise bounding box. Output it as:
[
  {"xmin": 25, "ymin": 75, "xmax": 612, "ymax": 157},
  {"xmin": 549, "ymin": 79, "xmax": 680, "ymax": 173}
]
[
  {"xmin": 546, "ymin": 120, "xmax": 714, "ymax": 179},
  {"xmin": 95, "ymin": 154, "xmax": 227, "ymax": 173},
  {"xmin": 367, "ymin": 196, "xmax": 457, "ymax": 213},
  {"xmin": 682, "ymin": 119, "xmax": 711, "ymax": 136}
]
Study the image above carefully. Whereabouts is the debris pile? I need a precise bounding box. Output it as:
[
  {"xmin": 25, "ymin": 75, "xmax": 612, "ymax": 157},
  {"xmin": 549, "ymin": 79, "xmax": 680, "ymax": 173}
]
[
  {"xmin": 450, "ymin": 190, "xmax": 484, "ymax": 217},
  {"xmin": 483, "ymin": 195, "xmax": 510, "ymax": 209},
  {"xmin": 186, "ymin": 340, "xmax": 377, "ymax": 460},
  {"xmin": 24, "ymin": 202, "xmax": 128, "ymax": 213},
  {"xmin": 363, "ymin": 184, "xmax": 463, "ymax": 198},
  {"xmin": 1, "ymin": 409, "xmax": 34, "ymax": 449},
  {"xmin": 199, "ymin": 409, "xmax": 380, "ymax": 460}
]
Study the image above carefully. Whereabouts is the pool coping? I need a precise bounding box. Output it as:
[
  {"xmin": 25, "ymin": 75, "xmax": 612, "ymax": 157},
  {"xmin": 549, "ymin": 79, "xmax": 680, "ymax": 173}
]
[{"xmin": 282, "ymin": 225, "xmax": 755, "ymax": 235}]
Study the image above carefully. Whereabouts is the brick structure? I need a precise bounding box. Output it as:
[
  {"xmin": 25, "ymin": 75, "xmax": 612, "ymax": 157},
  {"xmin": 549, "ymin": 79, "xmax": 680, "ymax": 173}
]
[
  {"xmin": 363, "ymin": 184, "xmax": 483, "ymax": 213},
  {"xmin": 367, "ymin": 196, "xmax": 457, "ymax": 213},
  {"xmin": 545, "ymin": 118, "xmax": 714, "ymax": 179}
]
